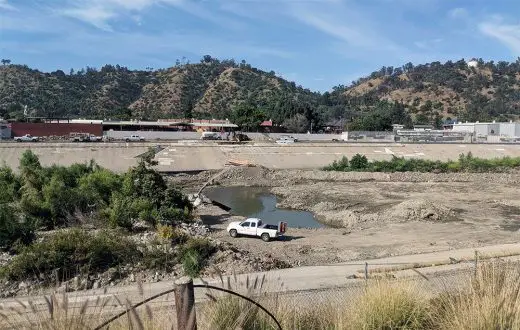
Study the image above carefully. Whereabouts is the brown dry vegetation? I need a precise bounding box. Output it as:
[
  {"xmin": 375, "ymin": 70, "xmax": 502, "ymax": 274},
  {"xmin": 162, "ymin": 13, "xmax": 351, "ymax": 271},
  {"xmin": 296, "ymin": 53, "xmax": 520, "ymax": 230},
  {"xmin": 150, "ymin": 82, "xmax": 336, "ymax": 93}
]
[{"xmin": 1, "ymin": 262, "xmax": 518, "ymax": 330}]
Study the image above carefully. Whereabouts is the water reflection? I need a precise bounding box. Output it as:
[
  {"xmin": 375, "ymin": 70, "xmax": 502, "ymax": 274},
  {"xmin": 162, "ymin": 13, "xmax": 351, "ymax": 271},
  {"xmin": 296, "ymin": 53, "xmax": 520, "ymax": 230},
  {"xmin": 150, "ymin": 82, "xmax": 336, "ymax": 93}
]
[{"xmin": 204, "ymin": 186, "xmax": 323, "ymax": 229}]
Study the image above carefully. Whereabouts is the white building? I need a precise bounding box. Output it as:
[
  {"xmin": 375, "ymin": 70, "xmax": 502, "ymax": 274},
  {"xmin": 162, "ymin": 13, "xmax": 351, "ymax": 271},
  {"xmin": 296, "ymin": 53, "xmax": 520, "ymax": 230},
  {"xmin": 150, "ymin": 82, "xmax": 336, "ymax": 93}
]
[
  {"xmin": 451, "ymin": 122, "xmax": 475, "ymax": 133},
  {"xmin": 452, "ymin": 121, "xmax": 520, "ymax": 138},
  {"xmin": 467, "ymin": 60, "xmax": 479, "ymax": 68}
]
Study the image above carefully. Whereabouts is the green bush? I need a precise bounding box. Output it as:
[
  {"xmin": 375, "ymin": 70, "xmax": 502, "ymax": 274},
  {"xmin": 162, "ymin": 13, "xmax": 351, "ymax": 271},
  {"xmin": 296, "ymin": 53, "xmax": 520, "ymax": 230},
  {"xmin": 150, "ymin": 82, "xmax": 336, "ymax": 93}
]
[
  {"xmin": 180, "ymin": 238, "xmax": 215, "ymax": 278},
  {"xmin": 140, "ymin": 245, "xmax": 178, "ymax": 271},
  {"xmin": 0, "ymin": 229, "xmax": 140, "ymax": 282},
  {"xmin": 350, "ymin": 154, "xmax": 369, "ymax": 170},
  {"xmin": 324, "ymin": 156, "xmax": 349, "ymax": 171},
  {"xmin": 0, "ymin": 204, "xmax": 35, "ymax": 250},
  {"xmin": 325, "ymin": 153, "xmax": 520, "ymax": 174},
  {"xmin": 4, "ymin": 150, "xmax": 193, "ymax": 231}
]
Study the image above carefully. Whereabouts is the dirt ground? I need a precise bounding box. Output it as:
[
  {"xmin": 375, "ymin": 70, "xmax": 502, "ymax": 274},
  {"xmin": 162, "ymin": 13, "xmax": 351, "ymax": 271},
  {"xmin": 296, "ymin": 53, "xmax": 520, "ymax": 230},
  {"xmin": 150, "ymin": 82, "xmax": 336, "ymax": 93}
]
[{"xmin": 175, "ymin": 168, "xmax": 520, "ymax": 268}]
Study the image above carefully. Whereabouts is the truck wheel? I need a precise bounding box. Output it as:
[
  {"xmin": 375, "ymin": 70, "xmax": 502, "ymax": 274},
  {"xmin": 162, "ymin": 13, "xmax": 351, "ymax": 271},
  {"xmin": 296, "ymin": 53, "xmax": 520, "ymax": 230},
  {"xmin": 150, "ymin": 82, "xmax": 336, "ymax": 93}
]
[
  {"xmin": 125, "ymin": 139, "xmax": 130, "ymax": 142},
  {"xmin": 229, "ymin": 229, "xmax": 238, "ymax": 238},
  {"xmin": 261, "ymin": 233, "xmax": 270, "ymax": 242}
]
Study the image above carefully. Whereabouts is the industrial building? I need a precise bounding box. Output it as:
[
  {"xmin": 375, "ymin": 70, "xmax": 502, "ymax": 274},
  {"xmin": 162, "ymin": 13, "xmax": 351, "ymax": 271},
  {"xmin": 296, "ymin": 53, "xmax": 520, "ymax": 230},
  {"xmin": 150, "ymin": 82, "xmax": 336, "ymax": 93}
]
[
  {"xmin": 3, "ymin": 118, "xmax": 238, "ymax": 140},
  {"xmin": 10, "ymin": 122, "xmax": 103, "ymax": 138},
  {"xmin": 47, "ymin": 118, "xmax": 238, "ymax": 132},
  {"xmin": 452, "ymin": 121, "xmax": 520, "ymax": 142}
]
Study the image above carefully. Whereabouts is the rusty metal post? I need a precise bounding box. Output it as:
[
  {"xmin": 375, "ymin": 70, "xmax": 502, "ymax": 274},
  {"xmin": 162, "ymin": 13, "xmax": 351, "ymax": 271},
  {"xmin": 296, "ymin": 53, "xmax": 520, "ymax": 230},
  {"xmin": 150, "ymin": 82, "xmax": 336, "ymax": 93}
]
[
  {"xmin": 365, "ymin": 262, "xmax": 369, "ymax": 281},
  {"xmin": 174, "ymin": 276, "xmax": 197, "ymax": 330}
]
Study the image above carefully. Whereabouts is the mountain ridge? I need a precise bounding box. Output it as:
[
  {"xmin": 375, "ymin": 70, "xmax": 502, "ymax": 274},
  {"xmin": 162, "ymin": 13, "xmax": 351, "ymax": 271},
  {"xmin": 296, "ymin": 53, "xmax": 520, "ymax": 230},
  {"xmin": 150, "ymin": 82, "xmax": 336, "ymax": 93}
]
[{"xmin": 1, "ymin": 57, "xmax": 520, "ymax": 131}]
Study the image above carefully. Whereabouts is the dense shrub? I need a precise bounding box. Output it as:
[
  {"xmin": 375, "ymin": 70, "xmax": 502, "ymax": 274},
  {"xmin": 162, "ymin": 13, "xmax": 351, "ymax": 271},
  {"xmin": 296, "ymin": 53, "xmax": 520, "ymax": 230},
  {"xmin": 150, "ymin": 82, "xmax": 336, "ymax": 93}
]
[
  {"xmin": 349, "ymin": 154, "xmax": 369, "ymax": 170},
  {"xmin": 4, "ymin": 149, "xmax": 193, "ymax": 231},
  {"xmin": 324, "ymin": 156, "xmax": 349, "ymax": 171},
  {"xmin": 0, "ymin": 229, "xmax": 140, "ymax": 281},
  {"xmin": 0, "ymin": 204, "xmax": 35, "ymax": 250},
  {"xmin": 324, "ymin": 153, "xmax": 520, "ymax": 173},
  {"xmin": 180, "ymin": 238, "xmax": 215, "ymax": 278}
]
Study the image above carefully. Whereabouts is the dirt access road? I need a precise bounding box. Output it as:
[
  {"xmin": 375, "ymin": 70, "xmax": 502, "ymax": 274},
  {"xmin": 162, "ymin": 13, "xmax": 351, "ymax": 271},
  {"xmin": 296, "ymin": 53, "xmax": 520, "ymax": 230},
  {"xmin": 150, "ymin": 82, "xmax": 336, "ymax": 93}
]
[
  {"xmin": 4, "ymin": 243, "xmax": 520, "ymax": 312},
  {"xmin": 177, "ymin": 168, "xmax": 520, "ymax": 268}
]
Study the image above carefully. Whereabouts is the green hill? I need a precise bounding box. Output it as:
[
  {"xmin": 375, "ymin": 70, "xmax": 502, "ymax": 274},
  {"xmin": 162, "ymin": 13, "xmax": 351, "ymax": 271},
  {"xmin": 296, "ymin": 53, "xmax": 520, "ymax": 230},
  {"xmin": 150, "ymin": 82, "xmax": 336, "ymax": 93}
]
[{"xmin": 1, "ymin": 57, "xmax": 520, "ymax": 131}]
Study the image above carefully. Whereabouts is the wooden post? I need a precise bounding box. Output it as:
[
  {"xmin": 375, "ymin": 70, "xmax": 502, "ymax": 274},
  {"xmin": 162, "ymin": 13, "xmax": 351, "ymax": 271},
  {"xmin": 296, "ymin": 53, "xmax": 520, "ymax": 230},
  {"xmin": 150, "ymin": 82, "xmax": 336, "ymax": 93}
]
[
  {"xmin": 174, "ymin": 276, "xmax": 197, "ymax": 330},
  {"xmin": 365, "ymin": 262, "xmax": 369, "ymax": 281}
]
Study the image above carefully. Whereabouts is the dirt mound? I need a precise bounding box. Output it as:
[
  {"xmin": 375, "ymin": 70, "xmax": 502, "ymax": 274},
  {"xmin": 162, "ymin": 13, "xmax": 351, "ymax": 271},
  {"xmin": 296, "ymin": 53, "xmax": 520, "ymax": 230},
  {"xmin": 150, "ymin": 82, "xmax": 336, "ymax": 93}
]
[
  {"xmin": 383, "ymin": 199, "xmax": 454, "ymax": 222},
  {"xmin": 219, "ymin": 166, "xmax": 274, "ymax": 185}
]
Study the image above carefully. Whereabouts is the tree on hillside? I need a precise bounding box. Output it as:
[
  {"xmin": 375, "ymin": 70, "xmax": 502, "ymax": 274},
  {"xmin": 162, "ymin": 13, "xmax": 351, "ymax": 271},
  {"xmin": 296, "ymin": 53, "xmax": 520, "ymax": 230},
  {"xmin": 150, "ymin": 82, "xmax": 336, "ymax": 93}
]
[
  {"xmin": 1, "ymin": 59, "xmax": 11, "ymax": 66},
  {"xmin": 230, "ymin": 102, "xmax": 266, "ymax": 131},
  {"xmin": 283, "ymin": 113, "xmax": 309, "ymax": 133},
  {"xmin": 348, "ymin": 101, "xmax": 412, "ymax": 131}
]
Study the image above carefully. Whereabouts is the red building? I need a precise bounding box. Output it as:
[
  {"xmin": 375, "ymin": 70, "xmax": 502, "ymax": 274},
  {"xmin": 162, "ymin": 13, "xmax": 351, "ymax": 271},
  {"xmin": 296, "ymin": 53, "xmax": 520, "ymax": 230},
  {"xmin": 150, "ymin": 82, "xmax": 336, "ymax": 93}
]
[{"xmin": 10, "ymin": 122, "xmax": 103, "ymax": 137}]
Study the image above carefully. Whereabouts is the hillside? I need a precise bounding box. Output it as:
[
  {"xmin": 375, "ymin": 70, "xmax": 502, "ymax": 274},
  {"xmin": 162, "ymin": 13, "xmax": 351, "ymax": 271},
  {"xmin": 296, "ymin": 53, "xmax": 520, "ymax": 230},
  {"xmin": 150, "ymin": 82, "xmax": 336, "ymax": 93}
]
[
  {"xmin": 2, "ymin": 57, "xmax": 520, "ymax": 131},
  {"xmin": 337, "ymin": 59, "xmax": 520, "ymax": 127},
  {"xmin": 0, "ymin": 57, "xmax": 320, "ymax": 124}
]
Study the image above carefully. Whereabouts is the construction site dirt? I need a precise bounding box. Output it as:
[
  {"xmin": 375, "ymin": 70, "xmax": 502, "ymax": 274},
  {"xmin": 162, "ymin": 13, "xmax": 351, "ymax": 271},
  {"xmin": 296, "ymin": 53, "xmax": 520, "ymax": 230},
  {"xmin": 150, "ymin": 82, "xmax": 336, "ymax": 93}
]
[{"xmin": 172, "ymin": 167, "xmax": 520, "ymax": 268}]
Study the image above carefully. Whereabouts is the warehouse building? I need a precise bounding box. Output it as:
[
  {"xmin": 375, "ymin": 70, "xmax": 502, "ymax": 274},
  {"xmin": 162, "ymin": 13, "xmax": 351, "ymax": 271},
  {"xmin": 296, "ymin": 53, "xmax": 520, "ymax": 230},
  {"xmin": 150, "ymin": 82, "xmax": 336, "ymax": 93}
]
[
  {"xmin": 451, "ymin": 121, "xmax": 520, "ymax": 142},
  {"xmin": 452, "ymin": 121, "xmax": 520, "ymax": 136}
]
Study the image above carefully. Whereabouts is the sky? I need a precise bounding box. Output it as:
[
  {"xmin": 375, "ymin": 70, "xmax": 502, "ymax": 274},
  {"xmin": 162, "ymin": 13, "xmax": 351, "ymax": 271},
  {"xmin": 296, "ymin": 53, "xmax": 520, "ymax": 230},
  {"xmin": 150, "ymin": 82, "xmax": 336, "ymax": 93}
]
[{"xmin": 1, "ymin": 0, "xmax": 520, "ymax": 92}]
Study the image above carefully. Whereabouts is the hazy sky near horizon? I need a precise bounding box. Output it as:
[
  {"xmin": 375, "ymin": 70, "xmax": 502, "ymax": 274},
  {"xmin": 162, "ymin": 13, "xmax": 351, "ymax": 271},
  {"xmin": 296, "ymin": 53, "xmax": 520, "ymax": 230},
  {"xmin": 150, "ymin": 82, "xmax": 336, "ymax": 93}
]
[{"xmin": 1, "ymin": 0, "xmax": 519, "ymax": 91}]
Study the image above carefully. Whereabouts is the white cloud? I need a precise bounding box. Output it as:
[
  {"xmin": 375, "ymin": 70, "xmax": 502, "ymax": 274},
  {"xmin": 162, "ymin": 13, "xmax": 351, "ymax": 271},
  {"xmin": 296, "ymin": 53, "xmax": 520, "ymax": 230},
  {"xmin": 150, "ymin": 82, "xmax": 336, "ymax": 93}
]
[
  {"xmin": 61, "ymin": 6, "xmax": 115, "ymax": 31},
  {"xmin": 291, "ymin": 3, "xmax": 388, "ymax": 49},
  {"xmin": 0, "ymin": 0, "xmax": 14, "ymax": 10},
  {"xmin": 55, "ymin": 0, "xmax": 243, "ymax": 31},
  {"xmin": 448, "ymin": 8, "xmax": 468, "ymax": 19},
  {"xmin": 479, "ymin": 22, "xmax": 520, "ymax": 55}
]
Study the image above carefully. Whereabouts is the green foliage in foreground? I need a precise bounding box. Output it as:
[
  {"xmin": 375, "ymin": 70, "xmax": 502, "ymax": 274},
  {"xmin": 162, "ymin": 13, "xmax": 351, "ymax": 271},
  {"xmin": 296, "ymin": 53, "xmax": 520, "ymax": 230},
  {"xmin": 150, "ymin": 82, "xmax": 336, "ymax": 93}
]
[
  {"xmin": 1, "ymin": 229, "xmax": 140, "ymax": 281},
  {"xmin": 180, "ymin": 238, "xmax": 216, "ymax": 278},
  {"xmin": 0, "ymin": 228, "xmax": 215, "ymax": 282},
  {"xmin": 0, "ymin": 148, "xmax": 193, "ymax": 249},
  {"xmin": 324, "ymin": 152, "xmax": 520, "ymax": 173}
]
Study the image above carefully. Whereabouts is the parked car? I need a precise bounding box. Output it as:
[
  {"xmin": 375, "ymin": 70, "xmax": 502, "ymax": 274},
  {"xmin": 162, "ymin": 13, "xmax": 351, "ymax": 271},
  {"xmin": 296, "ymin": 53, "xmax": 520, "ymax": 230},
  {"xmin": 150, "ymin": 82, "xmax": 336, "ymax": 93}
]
[
  {"xmin": 201, "ymin": 131, "xmax": 221, "ymax": 140},
  {"xmin": 226, "ymin": 218, "xmax": 287, "ymax": 242},
  {"xmin": 14, "ymin": 134, "xmax": 39, "ymax": 142},
  {"xmin": 69, "ymin": 132, "xmax": 89, "ymax": 142},
  {"xmin": 124, "ymin": 134, "xmax": 145, "ymax": 142},
  {"xmin": 88, "ymin": 135, "xmax": 103, "ymax": 142},
  {"xmin": 276, "ymin": 135, "xmax": 298, "ymax": 144}
]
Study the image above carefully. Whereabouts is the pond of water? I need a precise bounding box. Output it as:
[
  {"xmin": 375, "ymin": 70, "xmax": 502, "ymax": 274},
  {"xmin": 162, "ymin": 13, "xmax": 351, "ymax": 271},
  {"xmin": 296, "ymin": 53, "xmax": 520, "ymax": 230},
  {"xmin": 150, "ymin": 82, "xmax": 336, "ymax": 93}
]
[{"xmin": 204, "ymin": 186, "xmax": 324, "ymax": 229}]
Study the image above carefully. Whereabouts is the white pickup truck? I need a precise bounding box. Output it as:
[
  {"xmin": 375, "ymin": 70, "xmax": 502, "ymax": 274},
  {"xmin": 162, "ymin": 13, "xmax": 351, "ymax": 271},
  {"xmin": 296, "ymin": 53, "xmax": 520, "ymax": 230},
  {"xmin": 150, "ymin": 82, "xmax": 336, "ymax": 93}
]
[
  {"xmin": 124, "ymin": 134, "xmax": 145, "ymax": 142},
  {"xmin": 226, "ymin": 218, "xmax": 287, "ymax": 242},
  {"xmin": 275, "ymin": 135, "xmax": 298, "ymax": 144},
  {"xmin": 14, "ymin": 134, "xmax": 39, "ymax": 142}
]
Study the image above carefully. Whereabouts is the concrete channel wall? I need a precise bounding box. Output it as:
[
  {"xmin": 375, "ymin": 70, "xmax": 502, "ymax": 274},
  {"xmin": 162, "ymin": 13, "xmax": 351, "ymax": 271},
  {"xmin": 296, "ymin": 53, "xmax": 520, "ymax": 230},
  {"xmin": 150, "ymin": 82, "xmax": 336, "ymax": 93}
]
[
  {"xmin": 2, "ymin": 141, "xmax": 520, "ymax": 173},
  {"xmin": 0, "ymin": 142, "xmax": 149, "ymax": 172}
]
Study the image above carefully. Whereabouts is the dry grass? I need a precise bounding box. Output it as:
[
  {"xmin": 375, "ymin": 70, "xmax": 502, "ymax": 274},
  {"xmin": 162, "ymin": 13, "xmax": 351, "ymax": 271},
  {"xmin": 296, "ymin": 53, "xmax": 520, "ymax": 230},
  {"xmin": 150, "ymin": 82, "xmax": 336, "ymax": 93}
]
[
  {"xmin": 433, "ymin": 262, "xmax": 520, "ymax": 330},
  {"xmin": 1, "ymin": 261, "xmax": 519, "ymax": 329},
  {"xmin": 347, "ymin": 280, "xmax": 432, "ymax": 330}
]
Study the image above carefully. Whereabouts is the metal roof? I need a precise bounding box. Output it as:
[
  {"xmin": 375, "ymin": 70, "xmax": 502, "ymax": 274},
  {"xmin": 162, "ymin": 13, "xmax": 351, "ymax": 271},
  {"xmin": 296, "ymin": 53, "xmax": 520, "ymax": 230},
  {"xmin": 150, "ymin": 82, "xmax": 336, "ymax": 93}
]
[{"xmin": 192, "ymin": 122, "xmax": 238, "ymax": 128}]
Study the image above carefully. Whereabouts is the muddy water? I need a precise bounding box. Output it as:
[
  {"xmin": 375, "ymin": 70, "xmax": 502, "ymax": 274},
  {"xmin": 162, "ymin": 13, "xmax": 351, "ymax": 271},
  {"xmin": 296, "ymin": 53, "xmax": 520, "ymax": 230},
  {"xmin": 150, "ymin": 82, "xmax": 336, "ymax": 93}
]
[{"xmin": 204, "ymin": 186, "xmax": 324, "ymax": 229}]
